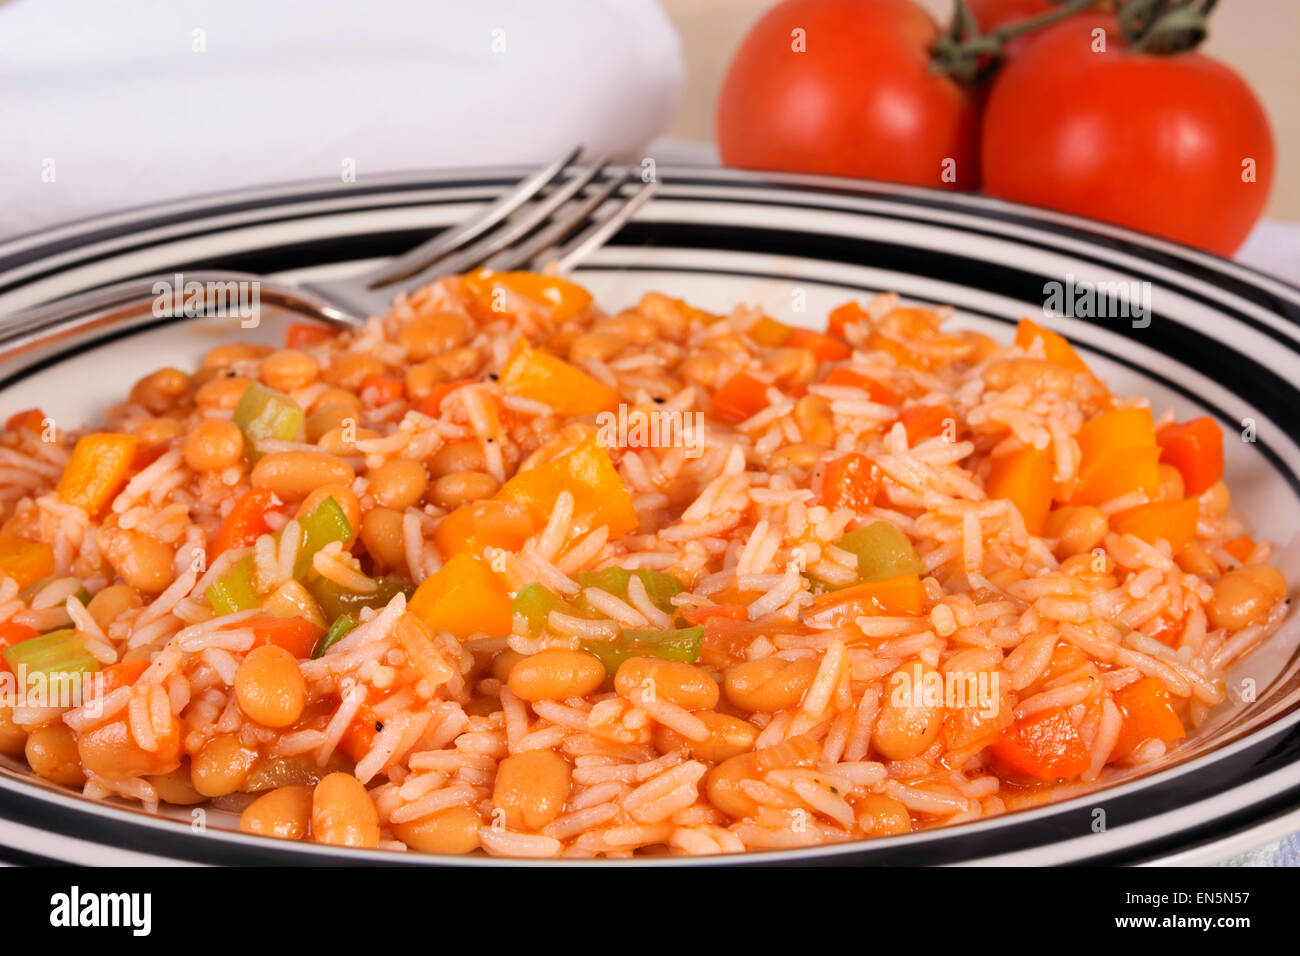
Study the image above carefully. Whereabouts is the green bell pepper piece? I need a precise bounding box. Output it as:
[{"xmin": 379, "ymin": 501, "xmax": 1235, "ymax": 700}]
[
  {"xmin": 582, "ymin": 625, "xmax": 704, "ymax": 674},
  {"xmin": 294, "ymin": 495, "xmax": 352, "ymax": 578},
  {"xmin": 313, "ymin": 614, "xmax": 358, "ymax": 659},
  {"xmin": 206, "ymin": 556, "xmax": 259, "ymax": 615},
  {"xmin": 232, "ymin": 382, "xmax": 303, "ymax": 461}
]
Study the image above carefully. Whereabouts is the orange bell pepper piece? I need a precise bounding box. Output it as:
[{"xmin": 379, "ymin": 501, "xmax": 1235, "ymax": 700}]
[
  {"xmin": 0, "ymin": 535, "xmax": 55, "ymax": 590},
  {"xmin": 224, "ymin": 613, "xmax": 324, "ymax": 659},
  {"xmin": 678, "ymin": 603, "xmax": 749, "ymax": 626},
  {"xmin": 1156, "ymin": 417, "xmax": 1224, "ymax": 497},
  {"xmin": 786, "ymin": 328, "xmax": 851, "ymax": 362},
  {"xmin": 84, "ymin": 659, "xmax": 151, "ymax": 702},
  {"xmin": 1110, "ymin": 676, "xmax": 1185, "ymax": 761},
  {"xmin": 1224, "ymin": 535, "xmax": 1256, "ymax": 564},
  {"xmin": 433, "ymin": 499, "xmax": 534, "ymax": 559},
  {"xmin": 747, "ymin": 316, "xmax": 793, "ymax": 347},
  {"xmin": 408, "ymin": 553, "xmax": 512, "ymax": 638},
  {"xmin": 498, "ymin": 338, "xmax": 619, "ymax": 417},
  {"xmin": 210, "ymin": 488, "xmax": 281, "ymax": 560},
  {"xmin": 868, "ymin": 331, "xmax": 929, "ymax": 370},
  {"xmin": 802, "ymin": 573, "xmax": 926, "ymax": 629},
  {"xmin": 711, "ymin": 371, "xmax": 772, "ymax": 425},
  {"xmin": 55, "ymin": 433, "xmax": 139, "ymax": 517},
  {"xmin": 0, "ymin": 621, "xmax": 40, "ymax": 676},
  {"xmin": 284, "ymin": 322, "xmax": 337, "ymax": 349},
  {"xmin": 897, "ymin": 404, "xmax": 957, "ymax": 445},
  {"xmin": 827, "ymin": 301, "xmax": 870, "ymax": 339},
  {"xmin": 463, "ymin": 270, "xmax": 593, "ymax": 323},
  {"xmin": 4, "ymin": 408, "xmax": 46, "ymax": 434},
  {"xmin": 822, "ymin": 368, "xmax": 900, "ymax": 405},
  {"xmin": 990, "ymin": 706, "xmax": 1091, "ymax": 780},
  {"xmin": 1076, "ymin": 407, "xmax": 1156, "ymax": 467},
  {"xmin": 1110, "ymin": 498, "xmax": 1199, "ymax": 554},
  {"xmin": 497, "ymin": 436, "xmax": 638, "ymax": 540},
  {"xmin": 820, "ymin": 453, "xmax": 882, "ymax": 513},
  {"xmin": 1014, "ymin": 317, "xmax": 1090, "ymax": 373},
  {"xmin": 360, "ymin": 374, "xmax": 405, "ymax": 407},
  {"xmin": 985, "ymin": 447, "xmax": 1054, "ymax": 536},
  {"xmin": 1071, "ymin": 447, "xmax": 1161, "ymax": 507},
  {"xmin": 415, "ymin": 379, "xmax": 475, "ymax": 418}
]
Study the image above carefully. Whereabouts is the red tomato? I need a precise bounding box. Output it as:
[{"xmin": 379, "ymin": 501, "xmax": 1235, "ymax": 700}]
[
  {"xmin": 717, "ymin": 0, "xmax": 981, "ymax": 190},
  {"xmin": 981, "ymin": 15, "xmax": 1274, "ymax": 256}
]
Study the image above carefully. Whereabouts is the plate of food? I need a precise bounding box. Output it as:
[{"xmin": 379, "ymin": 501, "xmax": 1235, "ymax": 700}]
[{"xmin": 0, "ymin": 166, "xmax": 1297, "ymax": 865}]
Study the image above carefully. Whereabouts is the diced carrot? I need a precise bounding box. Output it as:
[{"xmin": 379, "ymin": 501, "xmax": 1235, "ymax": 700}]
[
  {"xmin": 225, "ymin": 613, "xmax": 324, "ymax": 659},
  {"xmin": 786, "ymin": 328, "xmax": 851, "ymax": 362},
  {"xmin": 711, "ymin": 371, "xmax": 772, "ymax": 425},
  {"xmin": 55, "ymin": 433, "xmax": 139, "ymax": 517},
  {"xmin": 822, "ymin": 368, "xmax": 900, "ymax": 405},
  {"xmin": 360, "ymin": 375, "xmax": 404, "ymax": 407},
  {"xmin": 868, "ymin": 331, "xmax": 929, "ymax": 370},
  {"xmin": 678, "ymin": 604, "xmax": 749, "ymax": 626},
  {"xmin": 985, "ymin": 447, "xmax": 1054, "ymax": 536},
  {"xmin": 1038, "ymin": 643, "xmax": 1091, "ymax": 685},
  {"xmin": 340, "ymin": 703, "xmax": 383, "ymax": 763},
  {"xmin": 415, "ymin": 378, "xmax": 475, "ymax": 418},
  {"xmin": 85, "ymin": 659, "xmax": 150, "ymax": 701},
  {"xmin": 747, "ymin": 316, "xmax": 793, "ymax": 347},
  {"xmin": 433, "ymin": 499, "xmax": 534, "ymax": 560},
  {"xmin": 0, "ymin": 621, "xmax": 40, "ymax": 648},
  {"xmin": 0, "ymin": 536, "xmax": 55, "ymax": 590},
  {"xmin": 827, "ymin": 301, "xmax": 870, "ymax": 339},
  {"xmin": 1070, "ymin": 447, "xmax": 1161, "ymax": 507},
  {"xmin": 1110, "ymin": 676, "xmax": 1185, "ymax": 761},
  {"xmin": 990, "ymin": 706, "xmax": 1091, "ymax": 780},
  {"xmin": 897, "ymin": 404, "xmax": 957, "ymax": 446},
  {"xmin": 496, "ymin": 436, "xmax": 637, "ymax": 540},
  {"xmin": 1110, "ymin": 498, "xmax": 1199, "ymax": 554},
  {"xmin": 498, "ymin": 338, "xmax": 619, "ymax": 417},
  {"xmin": 284, "ymin": 322, "xmax": 337, "ymax": 349},
  {"xmin": 1156, "ymin": 417, "xmax": 1224, "ymax": 497},
  {"xmin": 209, "ymin": 488, "xmax": 280, "ymax": 560},
  {"xmin": 942, "ymin": 674, "xmax": 1013, "ymax": 750},
  {"xmin": 820, "ymin": 453, "xmax": 882, "ymax": 513},
  {"xmin": 1015, "ymin": 317, "xmax": 1089, "ymax": 373},
  {"xmin": 1141, "ymin": 614, "xmax": 1182, "ymax": 648},
  {"xmin": 1224, "ymin": 535, "xmax": 1256, "ymax": 564},
  {"xmin": 4, "ymin": 408, "xmax": 46, "ymax": 433},
  {"xmin": 408, "ymin": 553, "xmax": 512, "ymax": 639},
  {"xmin": 802, "ymin": 574, "xmax": 926, "ymax": 629}
]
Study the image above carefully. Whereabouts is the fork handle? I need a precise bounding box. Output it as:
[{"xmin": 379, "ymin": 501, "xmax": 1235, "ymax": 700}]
[{"xmin": 0, "ymin": 272, "xmax": 357, "ymax": 367}]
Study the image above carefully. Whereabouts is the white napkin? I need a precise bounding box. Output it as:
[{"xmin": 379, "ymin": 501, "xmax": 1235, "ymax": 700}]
[{"xmin": 0, "ymin": 0, "xmax": 684, "ymax": 240}]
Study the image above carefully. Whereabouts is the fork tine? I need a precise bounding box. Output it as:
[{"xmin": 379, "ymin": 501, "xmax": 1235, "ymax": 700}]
[
  {"xmin": 417, "ymin": 157, "xmax": 611, "ymax": 279},
  {"xmin": 484, "ymin": 168, "xmax": 633, "ymax": 273},
  {"xmin": 538, "ymin": 179, "xmax": 660, "ymax": 274},
  {"xmin": 362, "ymin": 145, "xmax": 581, "ymax": 289}
]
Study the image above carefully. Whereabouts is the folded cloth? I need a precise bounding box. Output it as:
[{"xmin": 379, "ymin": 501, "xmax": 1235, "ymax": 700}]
[{"xmin": 0, "ymin": 0, "xmax": 684, "ymax": 240}]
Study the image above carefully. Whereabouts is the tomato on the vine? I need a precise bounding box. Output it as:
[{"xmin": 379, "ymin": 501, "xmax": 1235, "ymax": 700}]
[
  {"xmin": 980, "ymin": 15, "xmax": 1274, "ymax": 255},
  {"xmin": 717, "ymin": 0, "xmax": 981, "ymax": 190}
]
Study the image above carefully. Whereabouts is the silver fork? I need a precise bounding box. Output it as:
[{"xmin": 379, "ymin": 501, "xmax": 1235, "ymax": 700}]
[{"xmin": 0, "ymin": 148, "xmax": 658, "ymax": 366}]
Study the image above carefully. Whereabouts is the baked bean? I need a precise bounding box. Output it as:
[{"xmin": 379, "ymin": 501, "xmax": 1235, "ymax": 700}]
[
  {"xmin": 305, "ymin": 403, "xmax": 356, "ymax": 444},
  {"xmin": 1176, "ymin": 541, "xmax": 1219, "ymax": 579},
  {"xmin": 982, "ymin": 358, "xmax": 1073, "ymax": 393},
  {"xmin": 296, "ymin": 485, "xmax": 361, "ymax": 542},
  {"xmin": 615, "ymin": 657, "xmax": 719, "ymax": 710},
  {"xmin": 195, "ymin": 375, "xmax": 254, "ymax": 411},
  {"xmin": 240, "ymin": 785, "xmax": 313, "ymax": 840},
  {"xmin": 311, "ymin": 772, "xmax": 380, "ymax": 848},
  {"xmin": 251, "ymin": 451, "xmax": 355, "ymax": 500},
  {"xmin": 260, "ymin": 349, "xmax": 320, "ymax": 393},
  {"xmin": 429, "ymin": 440, "xmax": 487, "ymax": 478},
  {"xmin": 316, "ymin": 425, "xmax": 378, "ymax": 457},
  {"xmin": 323, "ymin": 353, "xmax": 386, "ymax": 391},
  {"xmin": 427, "ymin": 346, "xmax": 482, "ymax": 380},
  {"xmin": 428, "ymin": 470, "xmax": 499, "ymax": 509},
  {"xmin": 133, "ymin": 417, "xmax": 186, "ymax": 446},
  {"xmin": 493, "ymin": 750, "xmax": 571, "ymax": 830},
  {"xmin": 680, "ymin": 354, "xmax": 720, "ymax": 389},
  {"xmin": 961, "ymin": 331, "xmax": 1000, "ymax": 364},
  {"xmin": 638, "ymin": 292, "xmax": 693, "ymax": 340},
  {"xmin": 874, "ymin": 660, "xmax": 943, "ymax": 760},
  {"xmin": 403, "ymin": 361, "xmax": 447, "ymax": 401},
  {"xmin": 0, "ymin": 706, "xmax": 27, "ymax": 756},
  {"xmin": 26, "ymin": 725, "xmax": 84, "ymax": 787},
  {"xmin": 568, "ymin": 332, "xmax": 623, "ymax": 364},
  {"xmin": 234, "ymin": 645, "xmax": 307, "ymax": 728},
  {"xmin": 78, "ymin": 715, "xmax": 181, "ymax": 777},
  {"xmin": 360, "ymin": 507, "xmax": 406, "ymax": 570},
  {"xmin": 308, "ymin": 388, "xmax": 362, "ymax": 414},
  {"xmin": 392, "ymin": 805, "xmax": 482, "ymax": 854},
  {"xmin": 203, "ymin": 343, "xmax": 270, "ymax": 369},
  {"xmin": 854, "ymin": 793, "xmax": 912, "ymax": 835},
  {"xmin": 770, "ymin": 442, "xmax": 827, "ymax": 472},
  {"xmin": 106, "ymin": 530, "xmax": 175, "ymax": 594},
  {"xmin": 368, "ymin": 459, "xmax": 428, "ymax": 511},
  {"xmin": 507, "ymin": 649, "xmax": 605, "ymax": 702},
  {"xmin": 261, "ymin": 579, "xmax": 328, "ymax": 630},
  {"xmin": 594, "ymin": 313, "xmax": 657, "ymax": 346},
  {"xmin": 771, "ymin": 348, "xmax": 817, "ymax": 387},
  {"xmin": 794, "ymin": 395, "xmax": 834, "ymax": 446},
  {"xmin": 399, "ymin": 312, "xmax": 473, "ymax": 360},
  {"xmin": 1156, "ymin": 463, "xmax": 1185, "ymax": 501},
  {"xmin": 1207, "ymin": 564, "xmax": 1287, "ymax": 631},
  {"xmin": 1200, "ymin": 480, "xmax": 1231, "ymax": 518},
  {"xmin": 147, "ymin": 763, "xmax": 205, "ymax": 805},
  {"xmin": 86, "ymin": 584, "xmax": 143, "ymax": 631},
  {"xmin": 182, "ymin": 419, "xmax": 245, "ymax": 472},
  {"xmin": 655, "ymin": 711, "xmax": 757, "ymax": 763},
  {"xmin": 1044, "ymin": 506, "xmax": 1108, "ymax": 558},
  {"xmin": 130, "ymin": 367, "xmax": 190, "ymax": 413},
  {"xmin": 490, "ymin": 649, "xmax": 524, "ymax": 683},
  {"xmin": 191, "ymin": 732, "xmax": 258, "ymax": 797},
  {"xmin": 723, "ymin": 657, "xmax": 819, "ymax": 713},
  {"xmin": 705, "ymin": 752, "xmax": 761, "ymax": 819}
]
